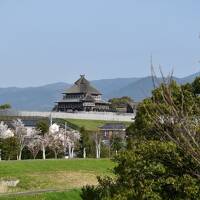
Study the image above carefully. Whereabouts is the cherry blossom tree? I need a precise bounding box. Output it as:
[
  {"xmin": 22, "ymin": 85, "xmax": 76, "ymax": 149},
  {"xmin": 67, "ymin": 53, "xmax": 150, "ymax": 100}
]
[
  {"xmin": 60, "ymin": 128, "xmax": 80, "ymax": 158},
  {"xmin": 26, "ymin": 128, "xmax": 41, "ymax": 159},
  {"xmin": 12, "ymin": 119, "xmax": 27, "ymax": 160},
  {"xmin": 48, "ymin": 133, "xmax": 63, "ymax": 159},
  {"xmin": 66, "ymin": 130, "xmax": 80, "ymax": 158},
  {"xmin": 0, "ymin": 122, "xmax": 14, "ymax": 139},
  {"xmin": 48, "ymin": 123, "xmax": 80, "ymax": 159},
  {"xmin": 39, "ymin": 133, "xmax": 50, "ymax": 160},
  {"xmin": 48, "ymin": 123, "xmax": 63, "ymax": 159},
  {"xmin": 0, "ymin": 121, "xmax": 14, "ymax": 161},
  {"xmin": 36, "ymin": 121, "xmax": 50, "ymax": 160}
]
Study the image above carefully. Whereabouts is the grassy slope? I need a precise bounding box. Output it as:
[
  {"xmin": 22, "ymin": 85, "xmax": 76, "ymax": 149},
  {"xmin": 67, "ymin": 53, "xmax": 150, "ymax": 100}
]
[
  {"xmin": 0, "ymin": 116, "xmax": 131, "ymax": 131},
  {"xmin": 65, "ymin": 118, "xmax": 131, "ymax": 131},
  {"xmin": 0, "ymin": 159, "xmax": 114, "ymax": 194}
]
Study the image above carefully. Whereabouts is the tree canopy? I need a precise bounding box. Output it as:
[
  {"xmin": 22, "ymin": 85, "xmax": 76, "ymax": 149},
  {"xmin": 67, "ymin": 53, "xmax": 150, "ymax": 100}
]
[
  {"xmin": 81, "ymin": 77, "xmax": 200, "ymax": 200},
  {"xmin": 0, "ymin": 103, "xmax": 11, "ymax": 110},
  {"xmin": 108, "ymin": 96, "xmax": 134, "ymax": 112}
]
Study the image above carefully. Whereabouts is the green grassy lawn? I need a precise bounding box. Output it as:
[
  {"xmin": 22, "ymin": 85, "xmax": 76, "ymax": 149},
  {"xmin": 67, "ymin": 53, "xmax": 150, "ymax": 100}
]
[
  {"xmin": 65, "ymin": 118, "xmax": 131, "ymax": 131},
  {"xmin": 0, "ymin": 159, "xmax": 114, "ymax": 196},
  {"xmin": 0, "ymin": 189, "xmax": 81, "ymax": 200}
]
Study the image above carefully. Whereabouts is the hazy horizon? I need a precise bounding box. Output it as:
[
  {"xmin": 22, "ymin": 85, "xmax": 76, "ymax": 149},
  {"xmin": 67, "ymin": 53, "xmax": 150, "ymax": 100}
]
[{"xmin": 0, "ymin": 1, "xmax": 200, "ymax": 87}]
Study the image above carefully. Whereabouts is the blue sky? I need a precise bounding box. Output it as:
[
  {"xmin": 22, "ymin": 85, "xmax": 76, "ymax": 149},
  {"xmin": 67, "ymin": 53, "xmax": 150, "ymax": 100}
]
[{"xmin": 0, "ymin": 0, "xmax": 200, "ymax": 87}]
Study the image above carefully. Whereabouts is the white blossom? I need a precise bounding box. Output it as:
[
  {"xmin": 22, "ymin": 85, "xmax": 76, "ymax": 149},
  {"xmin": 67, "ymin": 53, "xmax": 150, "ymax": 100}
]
[
  {"xmin": 0, "ymin": 121, "xmax": 14, "ymax": 139},
  {"xmin": 3, "ymin": 129, "xmax": 14, "ymax": 138},
  {"xmin": 49, "ymin": 123, "xmax": 60, "ymax": 134}
]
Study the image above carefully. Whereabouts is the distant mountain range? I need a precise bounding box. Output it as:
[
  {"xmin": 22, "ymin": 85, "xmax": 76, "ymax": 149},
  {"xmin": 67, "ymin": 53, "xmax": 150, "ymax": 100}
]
[{"xmin": 0, "ymin": 72, "xmax": 200, "ymax": 111}]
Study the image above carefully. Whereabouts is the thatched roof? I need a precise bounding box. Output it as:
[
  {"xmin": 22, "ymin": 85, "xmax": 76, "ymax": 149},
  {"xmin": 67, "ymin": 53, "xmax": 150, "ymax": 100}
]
[{"xmin": 64, "ymin": 75, "xmax": 101, "ymax": 95}]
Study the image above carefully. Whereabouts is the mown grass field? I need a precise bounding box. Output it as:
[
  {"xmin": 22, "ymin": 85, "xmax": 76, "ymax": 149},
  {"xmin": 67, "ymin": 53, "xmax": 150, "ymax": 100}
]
[
  {"xmin": 0, "ymin": 159, "xmax": 114, "ymax": 199},
  {"xmin": 0, "ymin": 190, "xmax": 81, "ymax": 200}
]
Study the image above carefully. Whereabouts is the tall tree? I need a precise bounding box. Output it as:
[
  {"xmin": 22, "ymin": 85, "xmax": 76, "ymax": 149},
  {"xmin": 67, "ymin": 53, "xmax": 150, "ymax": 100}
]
[
  {"xmin": 12, "ymin": 119, "xmax": 27, "ymax": 160},
  {"xmin": 36, "ymin": 120, "xmax": 49, "ymax": 160},
  {"xmin": 79, "ymin": 127, "xmax": 92, "ymax": 158},
  {"xmin": 0, "ymin": 121, "xmax": 14, "ymax": 160},
  {"xmin": 26, "ymin": 128, "xmax": 41, "ymax": 159}
]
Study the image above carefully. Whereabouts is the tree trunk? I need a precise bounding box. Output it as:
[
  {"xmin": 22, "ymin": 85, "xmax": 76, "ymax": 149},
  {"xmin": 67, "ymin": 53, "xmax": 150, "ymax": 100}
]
[
  {"xmin": 83, "ymin": 148, "xmax": 86, "ymax": 159},
  {"xmin": 42, "ymin": 145, "xmax": 46, "ymax": 160},
  {"xmin": 96, "ymin": 145, "xmax": 99, "ymax": 159},
  {"xmin": 98, "ymin": 144, "xmax": 101, "ymax": 159},
  {"xmin": 71, "ymin": 147, "xmax": 74, "ymax": 158},
  {"xmin": 68, "ymin": 145, "xmax": 71, "ymax": 158},
  {"xmin": 54, "ymin": 151, "xmax": 58, "ymax": 159},
  {"xmin": 96, "ymin": 146, "xmax": 98, "ymax": 158},
  {"xmin": 64, "ymin": 147, "xmax": 66, "ymax": 158},
  {"xmin": 18, "ymin": 150, "xmax": 22, "ymax": 160}
]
